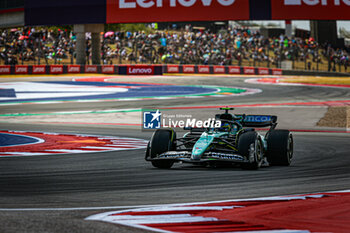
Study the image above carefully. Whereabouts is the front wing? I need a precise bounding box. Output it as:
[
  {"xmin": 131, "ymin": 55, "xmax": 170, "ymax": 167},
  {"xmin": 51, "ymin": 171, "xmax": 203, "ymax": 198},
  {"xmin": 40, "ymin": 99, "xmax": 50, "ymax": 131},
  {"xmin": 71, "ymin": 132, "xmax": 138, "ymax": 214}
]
[{"xmin": 146, "ymin": 151, "xmax": 250, "ymax": 164}]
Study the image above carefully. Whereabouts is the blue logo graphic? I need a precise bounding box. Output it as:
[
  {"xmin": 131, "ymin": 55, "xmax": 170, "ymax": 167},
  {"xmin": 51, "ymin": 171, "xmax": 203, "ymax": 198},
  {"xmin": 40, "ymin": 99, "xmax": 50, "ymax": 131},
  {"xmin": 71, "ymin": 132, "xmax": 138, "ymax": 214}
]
[
  {"xmin": 143, "ymin": 110, "xmax": 162, "ymax": 129},
  {"xmin": 245, "ymin": 115, "xmax": 271, "ymax": 123}
]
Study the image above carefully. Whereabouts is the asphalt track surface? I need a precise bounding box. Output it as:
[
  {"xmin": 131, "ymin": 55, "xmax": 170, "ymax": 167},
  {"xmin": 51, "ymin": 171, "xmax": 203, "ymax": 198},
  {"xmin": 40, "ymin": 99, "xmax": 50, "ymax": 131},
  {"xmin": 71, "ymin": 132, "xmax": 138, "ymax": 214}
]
[{"xmin": 0, "ymin": 75, "xmax": 350, "ymax": 233}]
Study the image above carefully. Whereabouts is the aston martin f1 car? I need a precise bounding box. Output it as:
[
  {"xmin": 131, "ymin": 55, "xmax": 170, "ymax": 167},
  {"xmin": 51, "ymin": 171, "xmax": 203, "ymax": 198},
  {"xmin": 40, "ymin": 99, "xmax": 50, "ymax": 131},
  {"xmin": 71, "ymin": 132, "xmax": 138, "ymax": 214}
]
[{"xmin": 145, "ymin": 107, "xmax": 293, "ymax": 169}]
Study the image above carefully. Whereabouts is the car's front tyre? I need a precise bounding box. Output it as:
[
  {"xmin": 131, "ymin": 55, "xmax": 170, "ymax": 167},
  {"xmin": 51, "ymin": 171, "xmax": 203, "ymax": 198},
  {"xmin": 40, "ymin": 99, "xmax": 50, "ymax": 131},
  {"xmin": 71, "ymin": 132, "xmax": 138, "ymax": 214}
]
[
  {"xmin": 238, "ymin": 131, "xmax": 264, "ymax": 170},
  {"xmin": 148, "ymin": 129, "xmax": 176, "ymax": 169}
]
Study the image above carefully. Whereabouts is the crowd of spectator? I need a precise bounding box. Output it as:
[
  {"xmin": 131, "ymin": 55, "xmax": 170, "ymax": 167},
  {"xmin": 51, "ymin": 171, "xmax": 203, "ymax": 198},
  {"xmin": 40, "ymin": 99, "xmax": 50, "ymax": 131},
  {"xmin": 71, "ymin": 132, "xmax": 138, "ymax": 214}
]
[
  {"xmin": 0, "ymin": 25, "xmax": 349, "ymax": 72},
  {"xmin": 0, "ymin": 28, "xmax": 74, "ymax": 65}
]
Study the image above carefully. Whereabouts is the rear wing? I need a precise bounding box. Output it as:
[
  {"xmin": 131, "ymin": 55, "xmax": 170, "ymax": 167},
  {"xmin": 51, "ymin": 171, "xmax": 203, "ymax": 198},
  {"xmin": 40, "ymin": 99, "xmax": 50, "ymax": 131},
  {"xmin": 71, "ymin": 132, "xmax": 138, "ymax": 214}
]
[{"xmin": 237, "ymin": 115, "xmax": 277, "ymax": 128}]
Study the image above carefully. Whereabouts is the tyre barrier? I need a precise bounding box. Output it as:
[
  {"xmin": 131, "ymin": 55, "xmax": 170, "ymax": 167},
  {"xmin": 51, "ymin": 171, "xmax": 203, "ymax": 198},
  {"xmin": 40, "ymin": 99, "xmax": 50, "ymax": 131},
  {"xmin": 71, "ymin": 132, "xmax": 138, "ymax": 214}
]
[{"xmin": 0, "ymin": 64, "xmax": 282, "ymax": 76}]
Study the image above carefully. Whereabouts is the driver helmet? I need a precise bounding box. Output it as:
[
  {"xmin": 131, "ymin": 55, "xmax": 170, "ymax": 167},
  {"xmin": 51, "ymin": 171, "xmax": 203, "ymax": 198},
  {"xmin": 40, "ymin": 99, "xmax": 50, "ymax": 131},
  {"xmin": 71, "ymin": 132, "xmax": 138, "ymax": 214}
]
[{"xmin": 220, "ymin": 122, "xmax": 231, "ymax": 132}]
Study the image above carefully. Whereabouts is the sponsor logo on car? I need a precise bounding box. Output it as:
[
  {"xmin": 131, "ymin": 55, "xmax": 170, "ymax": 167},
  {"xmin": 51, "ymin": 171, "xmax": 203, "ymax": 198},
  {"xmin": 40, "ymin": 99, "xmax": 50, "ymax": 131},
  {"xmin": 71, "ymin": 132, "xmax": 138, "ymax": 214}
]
[
  {"xmin": 209, "ymin": 152, "xmax": 244, "ymax": 160},
  {"xmin": 159, "ymin": 151, "xmax": 189, "ymax": 158},
  {"xmin": 245, "ymin": 115, "xmax": 271, "ymax": 123}
]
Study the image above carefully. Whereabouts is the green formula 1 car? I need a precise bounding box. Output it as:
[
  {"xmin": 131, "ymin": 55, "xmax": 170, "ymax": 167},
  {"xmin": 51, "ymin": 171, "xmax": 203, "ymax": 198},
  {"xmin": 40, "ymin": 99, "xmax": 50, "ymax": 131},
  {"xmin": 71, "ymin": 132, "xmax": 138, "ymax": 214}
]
[{"xmin": 145, "ymin": 107, "xmax": 293, "ymax": 169}]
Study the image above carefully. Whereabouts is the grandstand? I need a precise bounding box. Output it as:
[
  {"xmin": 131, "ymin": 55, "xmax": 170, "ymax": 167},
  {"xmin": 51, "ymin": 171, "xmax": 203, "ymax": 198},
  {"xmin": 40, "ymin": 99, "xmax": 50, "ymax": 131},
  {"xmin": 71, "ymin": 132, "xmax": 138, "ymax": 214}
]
[
  {"xmin": 0, "ymin": 0, "xmax": 349, "ymax": 73},
  {"xmin": 1, "ymin": 26, "xmax": 349, "ymax": 73}
]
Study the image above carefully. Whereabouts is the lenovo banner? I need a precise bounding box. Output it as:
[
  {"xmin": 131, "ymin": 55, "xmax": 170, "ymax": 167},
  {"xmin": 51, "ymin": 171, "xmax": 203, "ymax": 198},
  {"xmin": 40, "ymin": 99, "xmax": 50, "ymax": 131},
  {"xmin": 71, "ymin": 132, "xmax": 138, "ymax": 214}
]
[
  {"xmin": 243, "ymin": 67, "xmax": 255, "ymax": 75},
  {"xmin": 213, "ymin": 66, "xmax": 225, "ymax": 74},
  {"xmin": 228, "ymin": 66, "xmax": 241, "ymax": 74},
  {"xmin": 127, "ymin": 65, "xmax": 154, "ymax": 75},
  {"xmin": 258, "ymin": 67, "xmax": 269, "ymax": 75},
  {"xmin": 50, "ymin": 65, "xmax": 63, "ymax": 74},
  {"xmin": 197, "ymin": 65, "xmax": 210, "ymax": 74},
  {"xmin": 15, "ymin": 66, "xmax": 28, "ymax": 74},
  {"xmin": 67, "ymin": 65, "xmax": 81, "ymax": 73},
  {"xmin": 167, "ymin": 65, "xmax": 180, "ymax": 73},
  {"xmin": 183, "ymin": 65, "xmax": 195, "ymax": 73},
  {"xmin": 85, "ymin": 65, "xmax": 98, "ymax": 73},
  {"xmin": 32, "ymin": 65, "xmax": 46, "ymax": 74},
  {"xmin": 272, "ymin": 68, "xmax": 283, "ymax": 75},
  {"xmin": 102, "ymin": 65, "xmax": 115, "ymax": 74},
  {"xmin": 106, "ymin": 0, "xmax": 249, "ymax": 23},
  {"xmin": 271, "ymin": 0, "xmax": 350, "ymax": 20},
  {"xmin": 0, "ymin": 66, "xmax": 11, "ymax": 74}
]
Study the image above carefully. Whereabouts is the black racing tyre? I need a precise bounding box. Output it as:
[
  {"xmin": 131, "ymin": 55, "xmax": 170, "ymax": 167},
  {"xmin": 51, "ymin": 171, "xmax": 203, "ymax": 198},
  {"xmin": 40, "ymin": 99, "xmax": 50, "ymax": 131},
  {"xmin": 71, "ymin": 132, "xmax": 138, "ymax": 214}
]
[
  {"xmin": 145, "ymin": 142, "xmax": 150, "ymax": 160},
  {"xmin": 266, "ymin": 130, "xmax": 293, "ymax": 166},
  {"xmin": 149, "ymin": 129, "xmax": 176, "ymax": 169},
  {"xmin": 238, "ymin": 131, "xmax": 263, "ymax": 170}
]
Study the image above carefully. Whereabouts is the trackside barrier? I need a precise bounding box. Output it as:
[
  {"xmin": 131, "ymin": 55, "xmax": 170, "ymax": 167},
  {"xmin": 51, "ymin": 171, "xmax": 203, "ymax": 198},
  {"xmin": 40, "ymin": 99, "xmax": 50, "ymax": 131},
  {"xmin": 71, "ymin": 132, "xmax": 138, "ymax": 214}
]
[
  {"xmin": 228, "ymin": 66, "xmax": 241, "ymax": 74},
  {"xmin": 197, "ymin": 65, "xmax": 210, "ymax": 74},
  {"xmin": 183, "ymin": 65, "xmax": 195, "ymax": 73},
  {"xmin": 258, "ymin": 67, "xmax": 269, "ymax": 75},
  {"xmin": 15, "ymin": 65, "xmax": 28, "ymax": 74},
  {"xmin": 166, "ymin": 65, "xmax": 180, "ymax": 73},
  {"xmin": 0, "ymin": 65, "xmax": 285, "ymax": 76},
  {"xmin": 32, "ymin": 65, "xmax": 46, "ymax": 74},
  {"xmin": 243, "ymin": 67, "xmax": 255, "ymax": 75},
  {"xmin": 50, "ymin": 65, "xmax": 63, "ymax": 74},
  {"xmin": 213, "ymin": 66, "xmax": 225, "ymax": 74},
  {"xmin": 67, "ymin": 65, "xmax": 81, "ymax": 73},
  {"xmin": 85, "ymin": 65, "xmax": 98, "ymax": 73},
  {"xmin": 0, "ymin": 65, "xmax": 11, "ymax": 74},
  {"xmin": 118, "ymin": 64, "xmax": 162, "ymax": 75},
  {"xmin": 272, "ymin": 68, "xmax": 283, "ymax": 75},
  {"xmin": 127, "ymin": 65, "xmax": 154, "ymax": 75},
  {"xmin": 101, "ymin": 65, "xmax": 116, "ymax": 74}
]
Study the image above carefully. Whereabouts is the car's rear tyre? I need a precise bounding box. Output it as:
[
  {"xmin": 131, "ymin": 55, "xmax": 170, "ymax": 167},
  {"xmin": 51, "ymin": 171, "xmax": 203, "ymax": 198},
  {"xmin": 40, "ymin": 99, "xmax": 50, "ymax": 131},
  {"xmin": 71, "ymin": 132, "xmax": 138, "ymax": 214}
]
[
  {"xmin": 266, "ymin": 130, "xmax": 293, "ymax": 166},
  {"xmin": 149, "ymin": 129, "xmax": 176, "ymax": 169},
  {"xmin": 238, "ymin": 131, "xmax": 263, "ymax": 170}
]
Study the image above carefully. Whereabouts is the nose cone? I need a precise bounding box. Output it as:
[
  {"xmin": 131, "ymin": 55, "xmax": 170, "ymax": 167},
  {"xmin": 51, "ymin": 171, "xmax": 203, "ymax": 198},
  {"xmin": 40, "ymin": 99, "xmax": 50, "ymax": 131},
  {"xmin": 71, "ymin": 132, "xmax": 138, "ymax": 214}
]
[
  {"xmin": 191, "ymin": 146, "xmax": 205, "ymax": 160},
  {"xmin": 191, "ymin": 133, "xmax": 215, "ymax": 160}
]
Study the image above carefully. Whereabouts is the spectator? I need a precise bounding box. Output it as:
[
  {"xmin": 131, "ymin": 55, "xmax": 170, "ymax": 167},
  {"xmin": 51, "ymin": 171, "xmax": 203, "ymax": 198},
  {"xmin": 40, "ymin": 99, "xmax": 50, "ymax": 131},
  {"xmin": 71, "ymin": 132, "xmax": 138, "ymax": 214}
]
[{"xmin": 0, "ymin": 26, "xmax": 349, "ymax": 74}]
